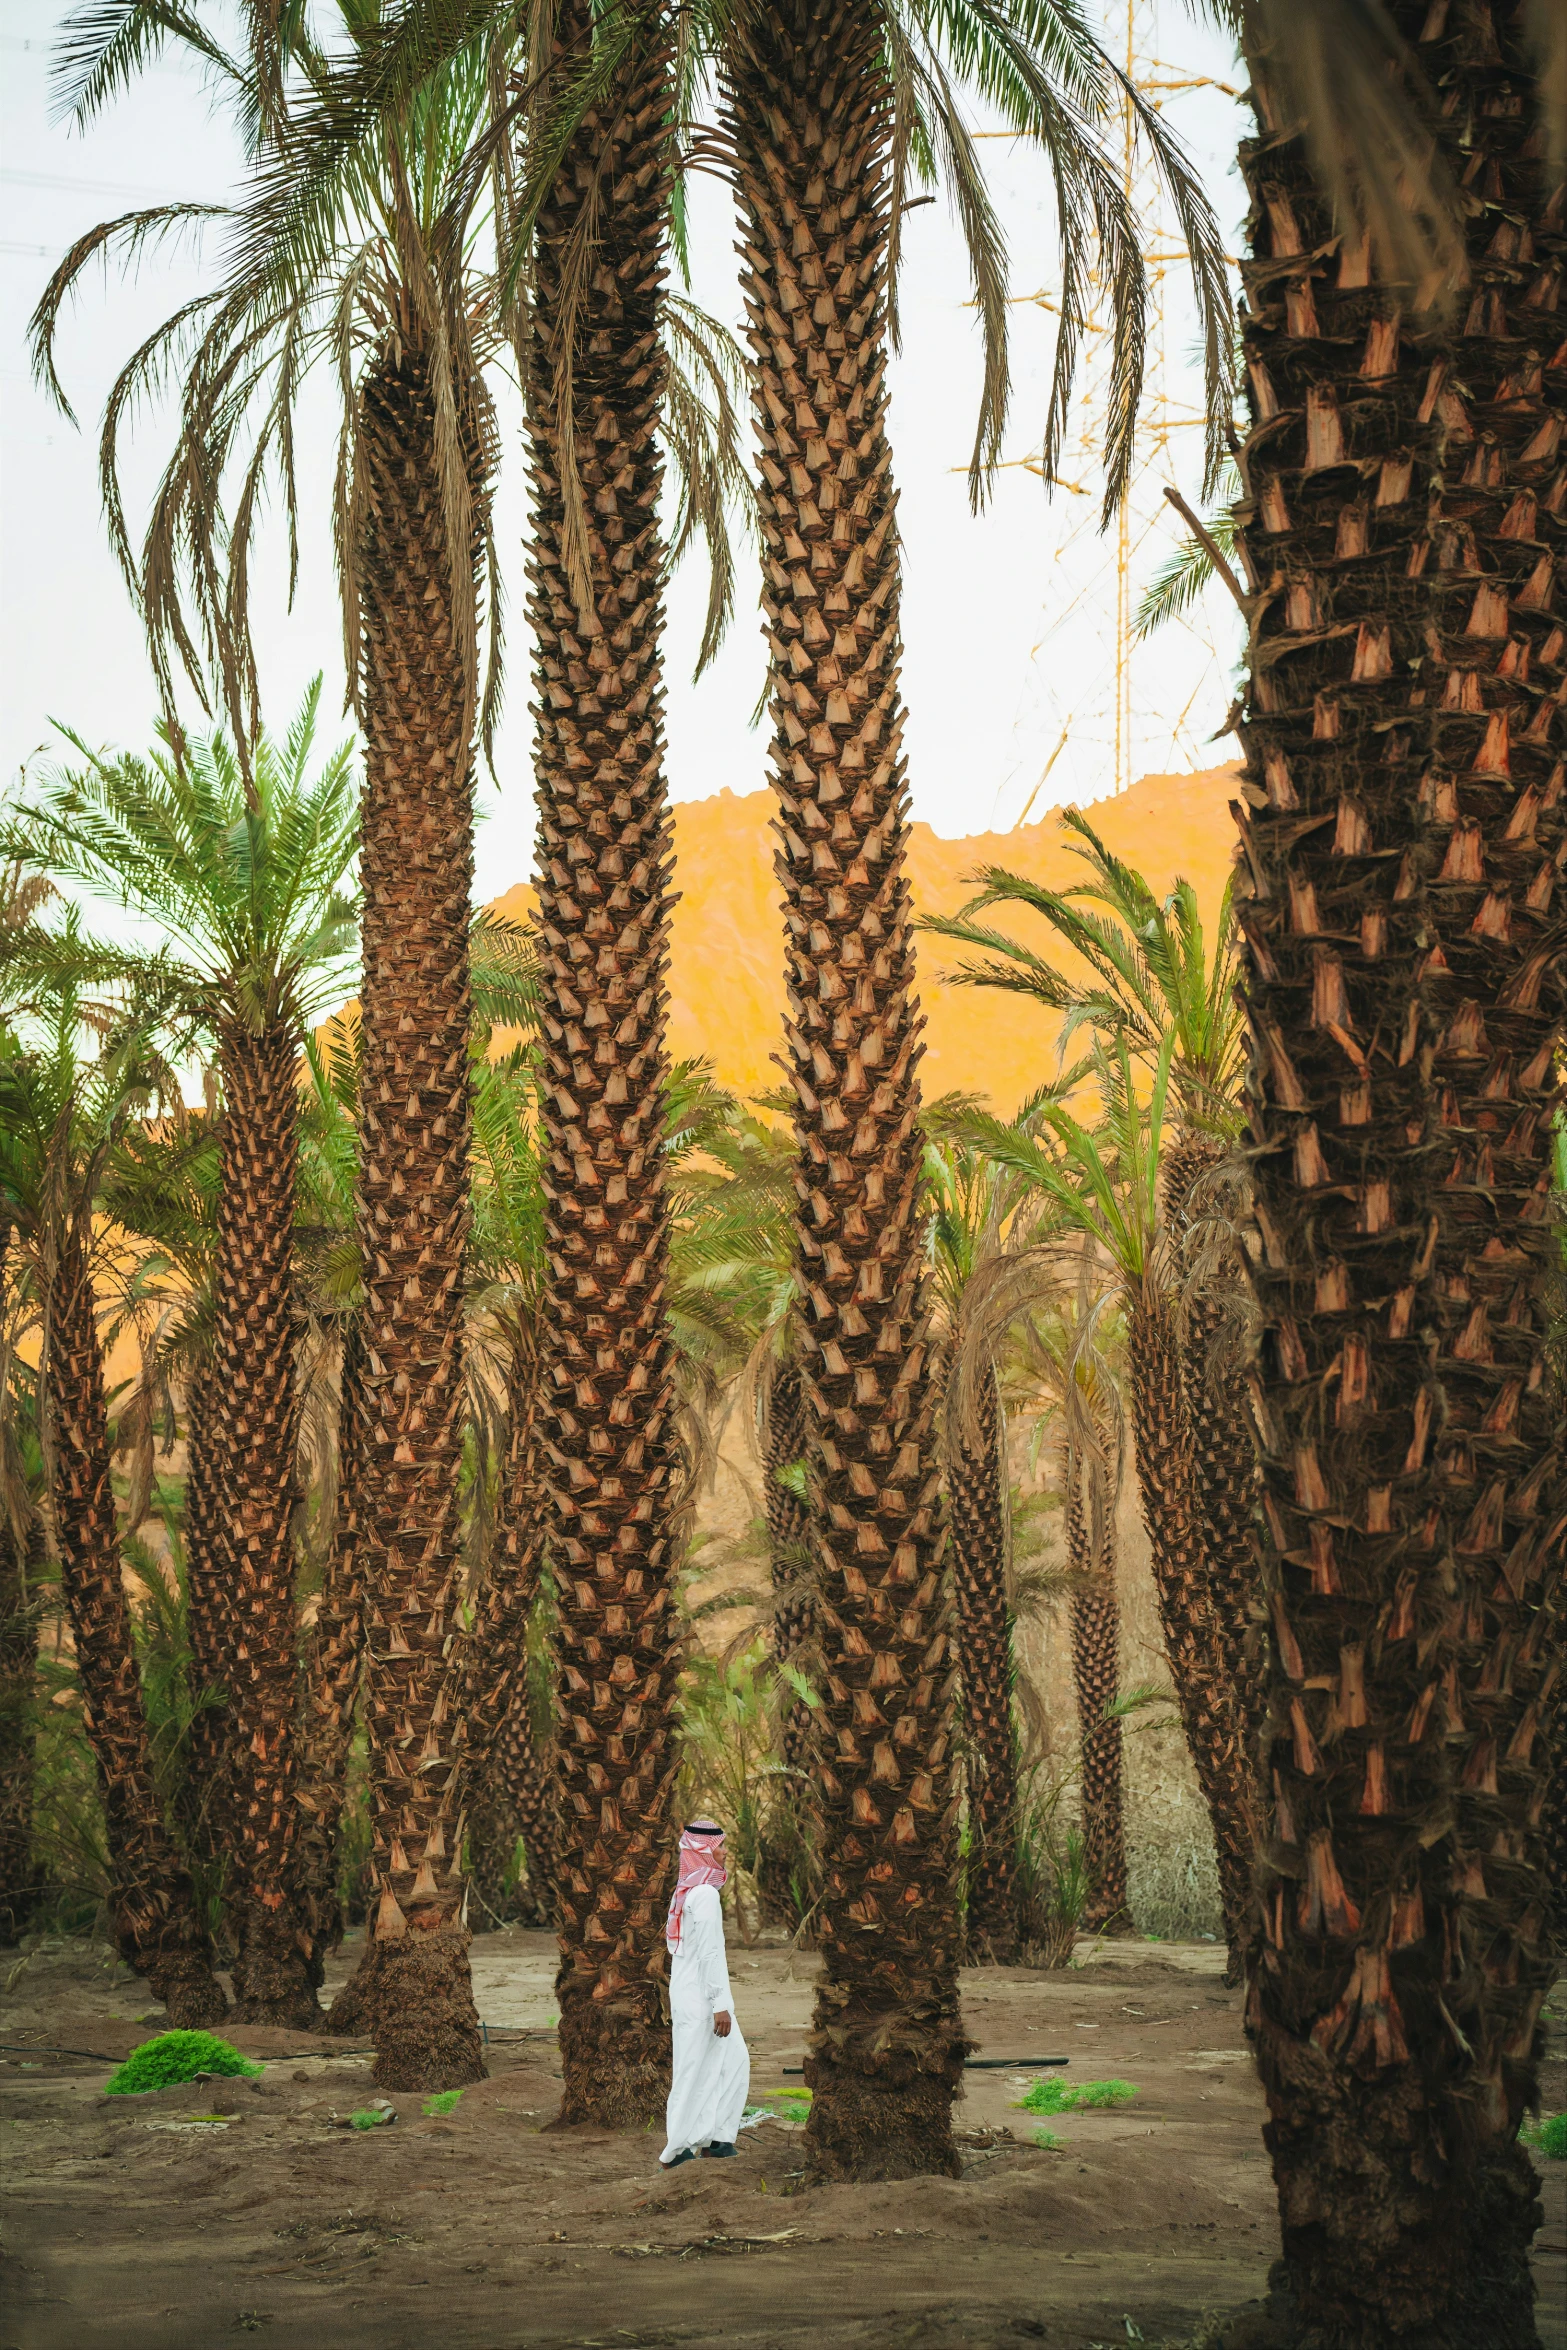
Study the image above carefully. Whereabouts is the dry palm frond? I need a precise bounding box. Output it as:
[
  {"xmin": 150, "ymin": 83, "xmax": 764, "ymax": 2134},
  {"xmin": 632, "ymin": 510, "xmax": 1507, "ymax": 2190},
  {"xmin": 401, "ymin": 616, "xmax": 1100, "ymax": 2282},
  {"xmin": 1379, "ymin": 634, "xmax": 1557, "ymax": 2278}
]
[{"xmin": 1198, "ymin": 0, "xmax": 1466, "ymax": 305}]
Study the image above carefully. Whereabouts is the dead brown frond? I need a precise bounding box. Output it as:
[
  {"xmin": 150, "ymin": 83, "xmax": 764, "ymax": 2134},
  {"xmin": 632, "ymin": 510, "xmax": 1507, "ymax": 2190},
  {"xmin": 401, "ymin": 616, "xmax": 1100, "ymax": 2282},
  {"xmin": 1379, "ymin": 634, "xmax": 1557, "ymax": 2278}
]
[{"xmin": 1241, "ymin": 0, "xmax": 1467, "ymax": 308}]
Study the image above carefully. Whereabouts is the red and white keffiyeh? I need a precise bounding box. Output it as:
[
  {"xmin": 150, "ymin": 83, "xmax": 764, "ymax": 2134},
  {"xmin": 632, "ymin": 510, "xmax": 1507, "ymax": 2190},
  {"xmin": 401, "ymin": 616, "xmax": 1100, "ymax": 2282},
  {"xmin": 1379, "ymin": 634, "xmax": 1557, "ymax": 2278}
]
[{"xmin": 666, "ymin": 1823, "xmax": 727, "ymax": 1952}]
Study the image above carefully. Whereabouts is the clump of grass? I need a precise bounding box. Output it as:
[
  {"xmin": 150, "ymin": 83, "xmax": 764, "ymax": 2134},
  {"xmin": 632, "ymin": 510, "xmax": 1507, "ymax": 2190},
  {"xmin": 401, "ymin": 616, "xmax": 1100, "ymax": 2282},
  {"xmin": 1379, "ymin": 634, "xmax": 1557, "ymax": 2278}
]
[
  {"xmin": 1524, "ymin": 2112, "xmax": 1566, "ymax": 2160},
  {"xmin": 1032, "ymin": 2126, "xmax": 1065, "ymax": 2149},
  {"xmin": 759, "ymin": 2084, "xmax": 812, "ymax": 2122},
  {"xmin": 104, "ymin": 2031, "xmax": 263, "ymax": 2096},
  {"xmin": 422, "ymin": 2090, "xmax": 463, "ymax": 2118},
  {"xmin": 349, "ymin": 2106, "xmax": 395, "ymax": 2131},
  {"xmin": 1016, "ymin": 2076, "xmax": 1138, "ymax": 2116}
]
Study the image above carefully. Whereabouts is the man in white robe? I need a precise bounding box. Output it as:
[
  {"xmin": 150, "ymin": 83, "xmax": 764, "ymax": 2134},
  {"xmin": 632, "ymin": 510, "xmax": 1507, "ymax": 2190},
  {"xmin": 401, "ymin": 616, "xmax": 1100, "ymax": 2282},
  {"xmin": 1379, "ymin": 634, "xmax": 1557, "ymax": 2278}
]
[{"xmin": 660, "ymin": 1819, "xmax": 750, "ymax": 2168}]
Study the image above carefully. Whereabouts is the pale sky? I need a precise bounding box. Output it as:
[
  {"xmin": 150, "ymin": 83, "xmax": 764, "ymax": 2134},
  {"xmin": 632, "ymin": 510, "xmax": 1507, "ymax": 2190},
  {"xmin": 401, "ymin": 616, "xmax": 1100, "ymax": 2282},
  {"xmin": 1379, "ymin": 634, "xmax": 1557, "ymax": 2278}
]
[{"xmin": 1, "ymin": 1, "xmax": 1246, "ymax": 905}]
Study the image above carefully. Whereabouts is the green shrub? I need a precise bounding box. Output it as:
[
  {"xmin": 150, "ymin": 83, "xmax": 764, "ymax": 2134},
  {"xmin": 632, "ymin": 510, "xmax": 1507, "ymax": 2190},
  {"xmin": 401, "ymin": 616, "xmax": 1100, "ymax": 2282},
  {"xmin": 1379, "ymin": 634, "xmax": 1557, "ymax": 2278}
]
[
  {"xmin": 422, "ymin": 2090, "xmax": 463, "ymax": 2117},
  {"xmin": 1524, "ymin": 2112, "xmax": 1567, "ymax": 2160},
  {"xmin": 1016, "ymin": 2076, "xmax": 1138, "ymax": 2115},
  {"xmin": 1032, "ymin": 2126, "xmax": 1064, "ymax": 2149},
  {"xmin": 104, "ymin": 2031, "xmax": 263, "ymax": 2096}
]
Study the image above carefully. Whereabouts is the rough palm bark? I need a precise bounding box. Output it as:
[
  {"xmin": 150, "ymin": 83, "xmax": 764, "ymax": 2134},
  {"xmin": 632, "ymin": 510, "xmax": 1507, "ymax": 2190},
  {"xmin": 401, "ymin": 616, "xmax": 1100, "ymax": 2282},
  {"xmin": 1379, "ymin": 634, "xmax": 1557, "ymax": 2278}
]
[
  {"xmin": 1127, "ymin": 1290, "xmax": 1258, "ymax": 1976},
  {"xmin": 0, "ymin": 1502, "xmax": 40, "ymax": 1941},
  {"xmin": 1229, "ymin": 9, "xmax": 1564, "ymax": 2335},
  {"xmin": 763, "ymin": 1358, "xmax": 814, "ymax": 1769},
  {"xmin": 725, "ymin": 0, "xmax": 966, "ymax": 2181},
  {"xmin": 495, "ymin": 1680, "xmax": 559, "ymax": 1927},
  {"xmin": 340, "ymin": 339, "xmax": 486, "ymax": 2092},
  {"xmin": 465, "ymin": 1324, "xmax": 550, "ymax": 1926},
  {"xmin": 1543, "ymin": 1713, "xmax": 1567, "ymax": 1950},
  {"xmin": 948, "ymin": 1359, "xmax": 1020, "ymax": 1962},
  {"xmin": 297, "ymin": 1315, "xmax": 368, "ymax": 2004},
  {"xmin": 527, "ymin": 17, "xmax": 687, "ymax": 2130},
  {"xmin": 1164, "ymin": 1138, "xmax": 1269, "ymax": 1758},
  {"xmin": 210, "ymin": 1019, "xmax": 314, "ymax": 2024},
  {"xmin": 1065, "ymin": 1451, "xmax": 1130, "ymax": 1936},
  {"xmin": 47, "ymin": 1211, "xmax": 225, "ymax": 2022},
  {"xmin": 179, "ymin": 1362, "xmax": 235, "ymax": 1871}
]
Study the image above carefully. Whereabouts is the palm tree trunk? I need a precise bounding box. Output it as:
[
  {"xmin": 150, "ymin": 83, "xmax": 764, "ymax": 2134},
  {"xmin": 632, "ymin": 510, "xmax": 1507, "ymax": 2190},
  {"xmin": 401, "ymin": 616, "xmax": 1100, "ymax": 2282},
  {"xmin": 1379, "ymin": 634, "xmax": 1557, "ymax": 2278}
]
[
  {"xmin": 526, "ymin": 14, "xmax": 687, "ymax": 2131},
  {"xmin": 464, "ymin": 1321, "xmax": 549, "ymax": 1927},
  {"xmin": 1162, "ymin": 1137, "xmax": 1267, "ymax": 1757},
  {"xmin": 0, "ymin": 1503, "xmax": 41, "ymax": 1941},
  {"xmin": 1229, "ymin": 8, "xmax": 1563, "ymax": 2331},
  {"xmin": 763, "ymin": 1359, "xmax": 813, "ymax": 1770},
  {"xmin": 341, "ymin": 337, "xmax": 485, "ymax": 2093},
  {"xmin": 46, "ymin": 1210, "xmax": 225, "ymax": 2023},
  {"xmin": 497, "ymin": 1678, "xmax": 558, "ymax": 1927},
  {"xmin": 1544, "ymin": 1714, "xmax": 1566, "ymax": 1952},
  {"xmin": 298, "ymin": 1314, "xmax": 367, "ymax": 2007},
  {"xmin": 725, "ymin": 1, "xmax": 965, "ymax": 2182},
  {"xmin": 948, "ymin": 1359, "xmax": 1020, "ymax": 1963},
  {"xmin": 211, "ymin": 1017, "xmax": 315, "ymax": 2024},
  {"xmin": 1066, "ymin": 1452, "xmax": 1129, "ymax": 1936},
  {"xmin": 180, "ymin": 1361, "xmax": 234, "ymax": 1871},
  {"xmin": 1126, "ymin": 1288, "xmax": 1256, "ymax": 1976}
]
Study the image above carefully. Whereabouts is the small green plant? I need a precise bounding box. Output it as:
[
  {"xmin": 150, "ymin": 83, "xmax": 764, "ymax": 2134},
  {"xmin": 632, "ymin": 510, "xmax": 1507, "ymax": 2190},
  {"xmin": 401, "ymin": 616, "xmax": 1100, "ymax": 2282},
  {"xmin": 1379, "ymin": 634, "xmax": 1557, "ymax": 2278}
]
[
  {"xmin": 761, "ymin": 2086, "xmax": 812, "ymax": 2123},
  {"xmin": 1016, "ymin": 2076, "xmax": 1139, "ymax": 2116},
  {"xmin": 1032, "ymin": 2126, "xmax": 1065, "ymax": 2149},
  {"xmin": 104, "ymin": 2031, "xmax": 263, "ymax": 2096},
  {"xmin": 422, "ymin": 2090, "xmax": 463, "ymax": 2118},
  {"xmin": 1523, "ymin": 2112, "xmax": 1567, "ymax": 2160},
  {"xmin": 349, "ymin": 2106, "xmax": 395, "ymax": 2131}
]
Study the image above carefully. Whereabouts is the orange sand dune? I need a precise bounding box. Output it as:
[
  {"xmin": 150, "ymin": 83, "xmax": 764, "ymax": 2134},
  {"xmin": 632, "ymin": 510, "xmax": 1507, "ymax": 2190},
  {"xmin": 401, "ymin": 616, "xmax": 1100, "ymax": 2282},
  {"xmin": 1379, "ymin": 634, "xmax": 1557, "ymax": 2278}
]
[{"xmin": 495, "ymin": 763, "xmax": 1241, "ymax": 1114}]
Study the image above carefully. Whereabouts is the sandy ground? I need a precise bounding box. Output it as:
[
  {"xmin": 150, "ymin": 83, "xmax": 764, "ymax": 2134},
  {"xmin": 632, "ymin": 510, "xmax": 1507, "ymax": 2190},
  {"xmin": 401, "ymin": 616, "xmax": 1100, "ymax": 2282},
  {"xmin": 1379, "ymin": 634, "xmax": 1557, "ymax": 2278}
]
[{"xmin": 1, "ymin": 1929, "xmax": 1562, "ymax": 2350}]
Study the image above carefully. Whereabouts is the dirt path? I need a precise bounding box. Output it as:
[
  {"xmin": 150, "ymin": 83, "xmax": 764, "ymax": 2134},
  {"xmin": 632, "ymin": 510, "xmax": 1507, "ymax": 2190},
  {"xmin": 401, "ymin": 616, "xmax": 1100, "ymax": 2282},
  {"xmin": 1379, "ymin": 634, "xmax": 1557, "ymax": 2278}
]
[{"xmin": 2, "ymin": 1931, "xmax": 1562, "ymax": 2350}]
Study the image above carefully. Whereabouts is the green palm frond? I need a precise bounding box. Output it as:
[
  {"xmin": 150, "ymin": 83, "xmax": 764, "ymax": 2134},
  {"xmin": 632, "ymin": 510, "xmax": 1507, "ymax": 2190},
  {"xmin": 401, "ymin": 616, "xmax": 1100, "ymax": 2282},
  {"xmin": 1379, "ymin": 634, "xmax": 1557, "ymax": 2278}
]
[
  {"xmin": 1133, "ymin": 503, "xmax": 1239, "ymax": 639},
  {"xmin": 0, "ymin": 681, "xmax": 359, "ymax": 1045},
  {"xmin": 922, "ymin": 807, "xmax": 1242, "ymax": 1138}
]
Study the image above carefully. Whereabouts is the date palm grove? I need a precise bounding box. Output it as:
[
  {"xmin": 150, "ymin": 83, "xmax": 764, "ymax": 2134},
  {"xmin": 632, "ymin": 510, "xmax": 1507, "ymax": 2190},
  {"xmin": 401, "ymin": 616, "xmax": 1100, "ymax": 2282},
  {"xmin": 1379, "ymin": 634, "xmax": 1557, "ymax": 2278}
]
[{"xmin": 1, "ymin": 3, "xmax": 1562, "ymax": 2345}]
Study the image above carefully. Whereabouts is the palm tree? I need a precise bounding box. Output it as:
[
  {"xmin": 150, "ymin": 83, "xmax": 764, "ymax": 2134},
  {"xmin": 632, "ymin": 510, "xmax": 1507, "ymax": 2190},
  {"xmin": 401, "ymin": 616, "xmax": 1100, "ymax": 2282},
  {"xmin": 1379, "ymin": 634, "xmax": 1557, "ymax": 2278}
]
[
  {"xmin": 927, "ymin": 825, "xmax": 1260, "ymax": 1968},
  {"xmin": 0, "ymin": 998, "xmax": 225, "ymax": 2022},
  {"xmin": 516, "ymin": 1, "xmax": 695, "ymax": 2125},
  {"xmin": 971, "ymin": 1037, "xmax": 1258, "ymax": 1975},
  {"xmin": 1021, "ymin": 1293, "xmax": 1131, "ymax": 1936},
  {"xmin": 1210, "ymin": 5, "xmax": 1567, "ymax": 2332},
  {"xmin": 1, "ymin": 688, "xmax": 357, "ymax": 2022},
  {"xmin": 760, "ymin": 1360, "xmax": 812, "ymax": 1770},
  {"xmin": 923, "ymin": 1121, "xmax": 1064, "ymax": 1963},
  {"xmin": 0, "ymin": 865, "xmax": 54, "ymax": 1941},
  {"xmin": 34, "ymin": 14, "xmax": 508, "ymax": 2086},
  {"xmin": 463, "ymin": 1039, "xmax": 552, "ymax": 1925},
  {"xmin": 0, "ymin": 1380, "xmax": 43, "ymax": 1944},
  {"xmin": 713, "ymin": 0, "xmax": 1230, "ymax": 2183},
  {"xmin": 923, "ymin": 814, "xmax": 1266, "ymax": 1764}
]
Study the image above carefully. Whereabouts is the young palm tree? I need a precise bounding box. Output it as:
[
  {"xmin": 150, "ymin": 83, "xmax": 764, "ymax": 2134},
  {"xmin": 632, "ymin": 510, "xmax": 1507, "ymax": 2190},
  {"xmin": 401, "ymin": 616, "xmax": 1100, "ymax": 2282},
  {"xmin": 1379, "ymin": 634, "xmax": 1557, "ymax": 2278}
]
[
  {"xmin": 923, "ymin": 814, "xmax": 1266, "ymax": 1764},
  {"xmin": 715, "ymin": 0, "xmax": 1229, "ymax": 2181},
  {"xmin": 0, "ymin": 1372, "xmax": 43, "ymax": 1944},
  {"xmin": 924, "ymin": 1122, "xmax": 1063, "ymax": 1963},
  {"xmin": 1, "ymin": 689, "xmax": 357, "ymax": 2023},
  {"xmin": 463, "ymin": 1040, "xmax": 552, "ymax": 1924},
  {"xmin": 1210, "ymin": 3, "xmax": 1567, "ymax": 2332},
  {"xmin": 972, "ymin": 1038, "xmax": 1259, "ymax": 1974},
  {"xmin": 1021, "ymin": 1294, "xmax": 1131, "ymax": 1936},
  {"xmin": 0, "ymin": 1005, "xmax": 225, "ymax": 2022},
  {"xmin": 760, "ymin": 1359, "xmax": 813, "ymax": 1770}
]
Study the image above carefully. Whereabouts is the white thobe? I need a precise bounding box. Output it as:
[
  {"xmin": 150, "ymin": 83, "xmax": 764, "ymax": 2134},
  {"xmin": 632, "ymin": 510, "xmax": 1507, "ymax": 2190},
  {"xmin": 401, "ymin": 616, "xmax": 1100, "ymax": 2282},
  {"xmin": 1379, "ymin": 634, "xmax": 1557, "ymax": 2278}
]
[{"xmin": 660, "ymin": 1881, "xmax": 750, "ymax": 2164}]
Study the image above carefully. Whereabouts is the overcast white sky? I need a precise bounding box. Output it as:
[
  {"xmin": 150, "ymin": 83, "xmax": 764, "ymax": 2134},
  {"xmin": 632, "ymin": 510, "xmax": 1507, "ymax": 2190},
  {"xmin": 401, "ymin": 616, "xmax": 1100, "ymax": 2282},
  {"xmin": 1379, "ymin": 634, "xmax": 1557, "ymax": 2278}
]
[{"xmin": 1, "ymin": 1, "xmax": 1246, "ymax": 903}]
